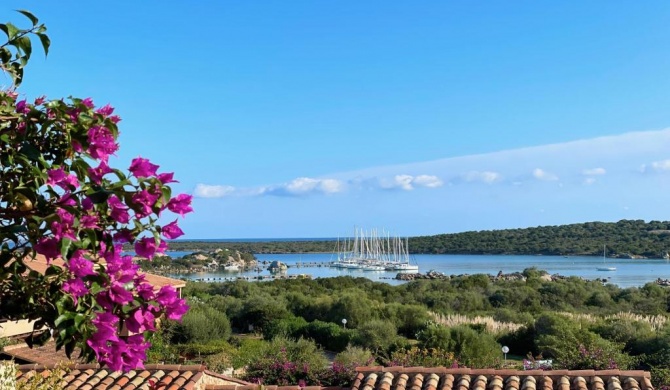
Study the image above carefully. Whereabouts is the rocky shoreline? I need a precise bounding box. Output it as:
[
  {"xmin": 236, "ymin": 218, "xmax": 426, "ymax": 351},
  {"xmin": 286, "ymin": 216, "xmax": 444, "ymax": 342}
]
[{"xmin": 394, "ymin": 269, "xmax": 609, "ymax": 283}]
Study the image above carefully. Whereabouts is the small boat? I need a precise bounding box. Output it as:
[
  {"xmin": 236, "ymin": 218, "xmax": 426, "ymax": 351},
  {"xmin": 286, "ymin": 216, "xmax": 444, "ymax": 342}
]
[{"xmin": 597, "ymin": 244, "xmax": 616, "ymax": 271}]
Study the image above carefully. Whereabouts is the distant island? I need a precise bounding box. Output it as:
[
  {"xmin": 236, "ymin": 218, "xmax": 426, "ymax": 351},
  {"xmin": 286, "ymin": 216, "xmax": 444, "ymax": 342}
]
[{"xmin": 165, "ymin": 219, "xmax": 670, "ymax": 259}]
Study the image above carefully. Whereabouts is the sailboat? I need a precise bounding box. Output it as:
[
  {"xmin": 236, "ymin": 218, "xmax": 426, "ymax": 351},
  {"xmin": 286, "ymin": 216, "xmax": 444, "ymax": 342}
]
[
  {"xmin": 331, "ymin": 227, "xmax": 419, "ymax": 272},
  {"xmin": 597, "ymin": 244, "xmax": 616, "ymax": 271}
]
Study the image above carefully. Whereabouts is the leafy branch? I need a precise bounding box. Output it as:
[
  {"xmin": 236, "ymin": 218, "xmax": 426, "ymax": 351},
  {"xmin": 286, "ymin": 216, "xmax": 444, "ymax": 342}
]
[{"xmin": 0, "ymin": 9, "xmax": 50, "ymax": 86}]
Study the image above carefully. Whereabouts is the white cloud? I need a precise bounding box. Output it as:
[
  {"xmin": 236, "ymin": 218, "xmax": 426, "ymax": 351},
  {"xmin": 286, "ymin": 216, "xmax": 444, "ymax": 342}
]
[
  {"xmin": 532, "ymin": 168, "xmax": 558, "ymax": 181},
  {"xmin": 379, "ymin": 174, "xmax": 444, "ymax": 190},
  {"xmin": 641, "ymin": 159, "xmax": 670, "ymax": 173},
  {"xmin": 263, "ymin": 177, "xmax": 344, "ymax": 196},
  {"xmin": 194, "ymin": 178, "xmax": 343, "ymax": 198},
  {"xmin": 583, "ymin": 177, "xmax": 596, "ymax": 185},
  {"xmin": 413, "ymin": 175, "xmax": 443, "ymax": 188},
  {"xmin": 462, "ymin": 171, "xmax": 502, "ymax": 184},
  {"xmin": 582, "ymin": 167, "xmax": 606, "ymax": 176},
  {"xmin": 194, "ymin": 184, "xmax": 236, "ymax": 198}
]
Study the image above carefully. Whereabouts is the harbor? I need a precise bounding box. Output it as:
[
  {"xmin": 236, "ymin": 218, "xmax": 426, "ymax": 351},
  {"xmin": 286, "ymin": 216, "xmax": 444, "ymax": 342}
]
[{"xmin": 170, "ymin": 252, "xmax": 670, "ymax": 288}]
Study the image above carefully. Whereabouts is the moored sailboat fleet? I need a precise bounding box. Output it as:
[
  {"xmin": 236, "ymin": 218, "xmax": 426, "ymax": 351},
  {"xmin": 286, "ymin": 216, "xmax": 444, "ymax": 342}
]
[{"xmin": 330, "ymin": 228, "xmax": 419, "ymax": 272}]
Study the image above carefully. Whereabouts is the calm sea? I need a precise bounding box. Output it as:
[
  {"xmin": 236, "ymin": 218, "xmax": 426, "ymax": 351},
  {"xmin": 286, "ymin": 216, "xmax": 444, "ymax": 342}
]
[{"xmin": 165, "ymin": 252, "xmax": 670, "ymax": 288}]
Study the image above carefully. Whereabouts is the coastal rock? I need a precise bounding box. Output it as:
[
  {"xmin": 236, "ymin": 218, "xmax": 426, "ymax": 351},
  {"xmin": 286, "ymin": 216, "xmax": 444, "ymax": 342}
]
[
  {"xmin": 395, "ymin": 270, "xmax": 449, "ymax": 281},
  {"xmin": 267, "ymin": 260, "xmax": 288, "ymax": 273}
]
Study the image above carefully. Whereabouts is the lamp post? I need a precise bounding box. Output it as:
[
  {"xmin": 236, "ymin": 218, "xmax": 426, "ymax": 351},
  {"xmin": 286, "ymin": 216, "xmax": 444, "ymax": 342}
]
[
  {"xmin": 342, "ymin": 318, "xmax": 347, "ymax": 329},
  {"xmin": 502, "ymin": 346, "xmax": 509, "ymax": 366}
]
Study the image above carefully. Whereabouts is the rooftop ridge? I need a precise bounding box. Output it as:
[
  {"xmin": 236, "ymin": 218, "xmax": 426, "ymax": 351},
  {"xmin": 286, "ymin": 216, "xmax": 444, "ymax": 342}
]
[
  {"xmin": 355, "ymin": 367, "xmax": 651, "ymax": 378},
  {"xmin": 16, "ymin": 362, "xmax": 210, "ymax": 372},
  {"xmin": 351, "ymin": 367, "xmax": 654, "ymax": 390}
]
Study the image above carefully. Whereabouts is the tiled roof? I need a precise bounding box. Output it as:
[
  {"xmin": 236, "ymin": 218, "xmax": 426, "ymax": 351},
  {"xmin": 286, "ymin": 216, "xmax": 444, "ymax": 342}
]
[
  {"xmin": 350, "ymin": 367, "xmax": 654, "ymax": 390},
  {"xmin": 17, "ymin": 363, "xmax": 252, "ymax": 390},
  {"xmin": 23, "ymin": 254, "xmax": 186, "ymax": 290},
  {"xmin": 2, "ymin": 340, "xmax": 85, "ymax": 365}
]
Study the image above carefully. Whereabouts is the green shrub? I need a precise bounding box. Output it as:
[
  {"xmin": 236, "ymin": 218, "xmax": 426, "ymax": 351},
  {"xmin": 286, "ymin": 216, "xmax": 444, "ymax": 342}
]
[
  {"xmin": 174, "ymin": 302, "xmax": 231, "ymax": 343},
  {"xmin": 301, "ymin": 320, "xmax": 355, "ymax": 352},
  {"xmin": 417, "ymin": 324, "xmax": 501, "ymax": 368},
  {"xmin": 242, "ymin": 337, "xmax": 328, "ymax": 386},
  {"xmin": 353, "ymin": 320, "xmax": 398, "ymax": 354},
  {"xmin": 264, "ymin": 316, "xmax": 309, "ymax": 340}
]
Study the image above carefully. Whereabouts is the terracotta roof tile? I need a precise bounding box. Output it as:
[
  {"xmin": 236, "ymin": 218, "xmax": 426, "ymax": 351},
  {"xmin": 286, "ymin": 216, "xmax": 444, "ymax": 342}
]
[
  {"xmin": 16, "ymin": 363, "xmax": 252, "ymax": 390},
  {"xmin": 350, "ymin": 368, "xmax": 654, "ymax": 390},
  {"xmin": 1, "ymin": 340, "xmax": 85, "ymax": 365},
  {"xmin": 22, "ymin": 254, "xmax": 186, "ymax": 290}
]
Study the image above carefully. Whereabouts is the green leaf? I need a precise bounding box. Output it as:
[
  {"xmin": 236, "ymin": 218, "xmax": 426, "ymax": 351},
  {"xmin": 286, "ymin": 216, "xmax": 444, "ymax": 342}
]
[
  {"xmin": 60, "ymin": 237, "xmax": 73, "ymax": 258},
  {"xmin": 5, "ymin": 22, "xmax": 19, "ymax": 40},
  {"xmin": 64, "ymin": 339, "xmax": 75, "ymax": 358},
  {"xmin": 54, "ymin": 313, "xmax": 72, "ymax": 327},
  {"xmin": 74, "ymin": 313, "xmax": 86, "ymax": 330},
  {"xmin": 16, "ymin": 10, "xmax": 39, "ymax": 26},
  {"xmin": 15, "ymin": 35, "xmax": 32, "ymax": 62},
  {"xmin": 36, "ymin": 32, "xmax": 50, "ymax": 56}
]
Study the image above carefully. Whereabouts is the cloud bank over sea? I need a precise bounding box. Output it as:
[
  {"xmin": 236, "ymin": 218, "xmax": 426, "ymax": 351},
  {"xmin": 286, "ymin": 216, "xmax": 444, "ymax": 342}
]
[
  {"xmin": 189, "ymin": 129, "xmax": 670, "ymax": 237},
  {"xmin": 195, "ymin": 129, "xmax": 670, "ymax": 198}
]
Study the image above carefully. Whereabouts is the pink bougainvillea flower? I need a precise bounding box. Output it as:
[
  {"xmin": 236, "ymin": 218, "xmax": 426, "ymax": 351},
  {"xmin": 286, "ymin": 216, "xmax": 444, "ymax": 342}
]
[
  {"xmin": 34, "ymin": 237, "xmax": 60, "ymax": 263},
  {"xmin": 81, "ymin": 97, "xmax": 94, "ymax": 108},
  {"xmin": 122, "ymin": 334, "xmax": 151, "ymax": 370},
  {"xmin": 166, "ymin": 194, "xmax": 193, "ymax": 217},
  {"xmin": 57, "ymin": 192, "xmax": 77, "ymax": 207},
  {"xmin": 129, "ymin": 157, "xmax": 159, "ymax": 178},
  {"xmin": 108, "ymin": 282, "xmax": 134, "ymax": 305},
  {"xmin": 109, "ymin": 114, "xmax": 121, "ymax": 123},
  {"xmin": 34, "ymin": 96, "xmax": 45, "ymax": 105},
  {"xmin": 161, "ymin": 220, "xmax": 184, "ymax": 240},
  {"xmin": 62, "ymin": 278, "xmax": 89, "ymax": 304},
  {"xmin": 16, "ymin": 99, "xmax": 30, "ymax": 114},
  {"xmin": 52, "ymin": 209, "xmax": 76, "ymax": 240},
  {"xmin": 46, "ymin": 168, "xmax": 66, "ymax": 185},
  {"xmin": 95, "ymin": 103, "xmax": 114, "ymax": 117},
  {"xmin": 132, "ymin": 189, "xmax": 160, "ymax": 218},
  {"xmin": 87, "ymin": 125, "xmax": 119, "ymax": 161},
  {"xmin": 125, "ymin": 306, "xmax": 157, "ymax": 334},
  {"xmin": 104, "ymin": 246, "xmax": 138, "ymax": 284},
  {"xmin": 82, "ymin": 197, "xmax": 94, "ymax": 211},
  {"xmin": 113, "ymin": 229, "xmax": 134, "ymax": 244},
  {"xmin": 155, "ymin": 285, "xmax": 189, "ymax": 321},
  {"xmin": 67, "ymin": 251, "xmax": 96, "ymax": 278},
  {"xmin": 56, "ymin": 208, "xmax": 75, "ymax": 226},
  {"xmin": 80, "ymin": 214, "xmax": 99, "ymax": 229},
  {"xmin": 157, "ymin": 240, "xmax": 168, "ymax": 254},
  {"xmin": 68, "ymin": 108, "xmax": 81, "ymax": 122},
  {"xmin": 108, "ymin": 195, "xmax": 130, "ymax": 224},
  {"xmin": 134, "ymin": 237, "xmax": 158, "ymax": 259},
  {"xmin": 134, "ymin": 279, "xmax": 155, "ymax": 301},
  {"xmin": 47, "ymin": 168, "xmax": 79, "ymax": 190},
  {"xmin": 87, "ymin": 312, "xmax": 120, "ymax": 362},
  {"xmin": 88, "ymin": 160, "xmax": 113, "ymax": 184},
  {"xmin": 72, "ymin": 139, "xmax": 83, "ymax": 152},
  {"xmin": 157, "ymin": 172, "xmax": 178, "ymax": 184}
]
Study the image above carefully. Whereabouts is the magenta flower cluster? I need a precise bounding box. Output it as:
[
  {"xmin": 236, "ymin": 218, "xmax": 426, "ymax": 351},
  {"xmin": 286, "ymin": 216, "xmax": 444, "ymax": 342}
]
[{"xmin": 20, "ymin": 96, "xmax": 192, "ymax": 372}]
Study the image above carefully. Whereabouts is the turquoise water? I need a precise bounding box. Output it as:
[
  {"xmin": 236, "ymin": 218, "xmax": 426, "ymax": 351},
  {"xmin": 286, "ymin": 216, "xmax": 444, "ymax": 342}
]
[{"xmin": 169, "ymin": 253, "xmax": 670, "ymax": 288}]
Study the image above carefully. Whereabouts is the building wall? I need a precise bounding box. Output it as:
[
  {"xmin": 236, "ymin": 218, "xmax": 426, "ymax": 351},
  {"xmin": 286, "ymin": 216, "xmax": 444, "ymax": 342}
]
[{"xmin": 0, "ymin": 320, "xmax": 36, "ymax": 338}]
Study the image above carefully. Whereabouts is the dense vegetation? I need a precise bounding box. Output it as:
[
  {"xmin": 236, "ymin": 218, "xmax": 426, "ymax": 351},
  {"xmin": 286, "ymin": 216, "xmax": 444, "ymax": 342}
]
[
  {"xmin": 150, "ymin": 271, "xmax": 670, "ymax": 386},
  {"xmin": 165, "ymin": 220, "xmax": 670, "ymax": 258}
]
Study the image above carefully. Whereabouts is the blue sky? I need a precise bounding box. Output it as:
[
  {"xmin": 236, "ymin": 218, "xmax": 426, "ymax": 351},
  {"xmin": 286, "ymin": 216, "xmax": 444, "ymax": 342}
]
[{"xmin": 5, "ymin": 2, "xmax": 670, "ymax": 238}]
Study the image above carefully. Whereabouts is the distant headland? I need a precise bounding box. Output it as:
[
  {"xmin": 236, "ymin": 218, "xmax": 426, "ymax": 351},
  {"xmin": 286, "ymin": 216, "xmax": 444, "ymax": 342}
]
[{"xmin": 165, "ymin": 219, "xmax": 670, "ymax": 259}]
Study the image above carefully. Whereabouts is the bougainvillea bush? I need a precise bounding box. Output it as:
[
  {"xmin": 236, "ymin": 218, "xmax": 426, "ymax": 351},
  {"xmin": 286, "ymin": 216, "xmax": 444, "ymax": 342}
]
[{"xmin": 0, "ymin": 11, "xmax": 189, "ymax": 371}]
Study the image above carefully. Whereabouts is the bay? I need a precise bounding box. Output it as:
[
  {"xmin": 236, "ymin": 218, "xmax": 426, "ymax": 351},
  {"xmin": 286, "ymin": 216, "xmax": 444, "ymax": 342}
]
[{"xmin": 168, "ymin": 253, "xmax": 670, "ymax": 288}]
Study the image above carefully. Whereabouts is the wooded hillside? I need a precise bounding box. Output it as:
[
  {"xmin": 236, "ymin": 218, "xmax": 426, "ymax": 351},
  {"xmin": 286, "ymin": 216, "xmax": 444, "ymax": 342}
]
[{"xmin": 167, "ymin": 220, "xmax": 670, "ymax": 258}]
